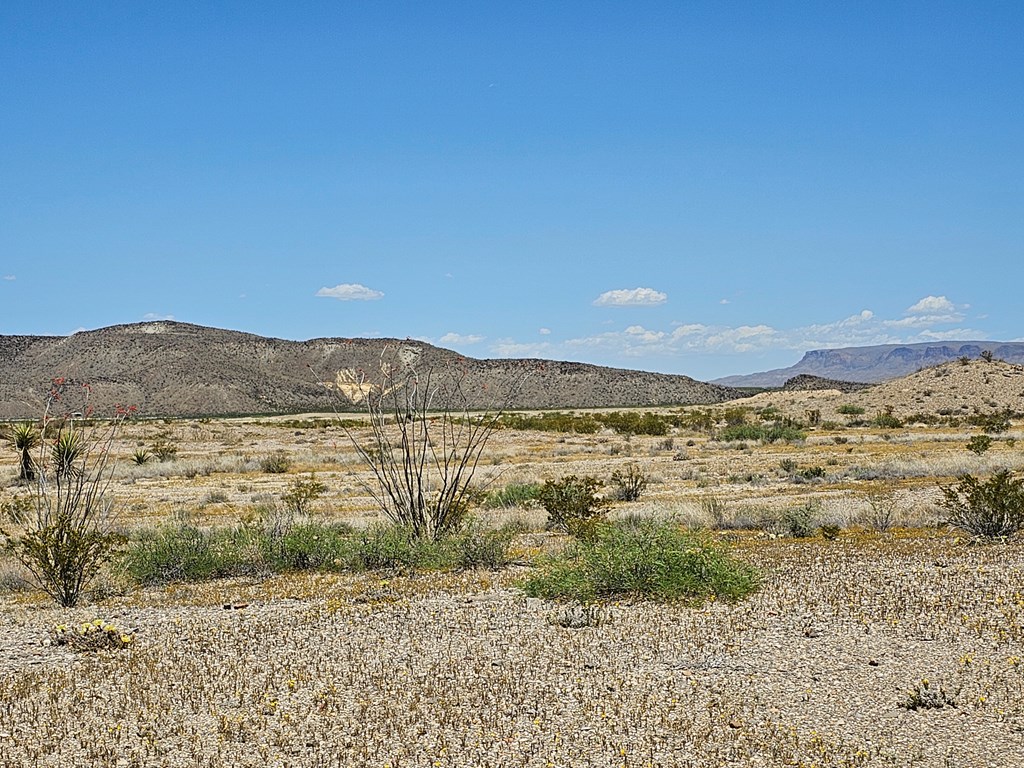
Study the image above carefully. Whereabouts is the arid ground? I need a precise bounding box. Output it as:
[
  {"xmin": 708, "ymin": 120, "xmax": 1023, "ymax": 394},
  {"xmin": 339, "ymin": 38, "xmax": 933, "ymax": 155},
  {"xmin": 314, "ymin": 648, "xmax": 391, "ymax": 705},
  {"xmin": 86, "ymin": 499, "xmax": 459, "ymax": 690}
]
[{"xmin": 2, "ymin": 358, "xmax": 1024, "ymax": 767}]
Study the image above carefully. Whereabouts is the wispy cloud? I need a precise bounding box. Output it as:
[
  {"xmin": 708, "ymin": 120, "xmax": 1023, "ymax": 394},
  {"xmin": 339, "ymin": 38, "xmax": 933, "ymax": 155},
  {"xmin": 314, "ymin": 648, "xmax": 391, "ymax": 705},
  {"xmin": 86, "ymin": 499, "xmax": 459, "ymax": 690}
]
[
  {"xmin": 316, "ymin": 283, "xmax": 384, "ymax": 301},
  {"xmin": 439, "ymin": 332, "xmax": 485, "ymax": 345},
  {"xmin": 489, "ymin": 295, "xmax": 986, "ymax": 361},
  {"xmin": 593, "ymin": 287, "xmax": 667, "ymax": 307},
  {"xmin": 2, "ymin": 275, "xmax": 14, "ymax": 281},
  {"xmin": 538, "ymin": 327, "xmax": 551, "ymax": 335},
  {"xmin": 143, "ymin": 313, "xmax": 175, "ymax": 321}
]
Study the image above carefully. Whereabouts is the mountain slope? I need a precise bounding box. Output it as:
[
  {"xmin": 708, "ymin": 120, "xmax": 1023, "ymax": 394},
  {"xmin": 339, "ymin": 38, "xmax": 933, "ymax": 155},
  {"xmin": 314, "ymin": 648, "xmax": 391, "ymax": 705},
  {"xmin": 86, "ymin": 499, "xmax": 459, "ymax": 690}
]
[
  {"xmin": 0, "ymin": 322, "xmax": 743, "ymax": 418},
  {"xmin": 714, "ymin": 341, "xmax": 1024, "ymax": 387}
]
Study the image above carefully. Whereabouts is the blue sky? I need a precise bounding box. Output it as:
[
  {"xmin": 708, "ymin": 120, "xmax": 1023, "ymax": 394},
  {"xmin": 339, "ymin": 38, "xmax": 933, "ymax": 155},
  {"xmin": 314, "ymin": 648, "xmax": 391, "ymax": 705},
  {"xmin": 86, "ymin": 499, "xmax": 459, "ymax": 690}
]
[{"xmin": 2, "ymin": 2, "xmax": 1021, "ymax": 380}]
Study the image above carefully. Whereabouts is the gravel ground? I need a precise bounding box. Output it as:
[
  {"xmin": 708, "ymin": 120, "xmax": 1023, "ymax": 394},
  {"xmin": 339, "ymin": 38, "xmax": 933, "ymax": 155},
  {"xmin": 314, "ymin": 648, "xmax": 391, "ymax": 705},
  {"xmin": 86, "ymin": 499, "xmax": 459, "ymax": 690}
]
[{"xmin": 1, "ymin": 534, "xmax": 1023, "ymax": 767}]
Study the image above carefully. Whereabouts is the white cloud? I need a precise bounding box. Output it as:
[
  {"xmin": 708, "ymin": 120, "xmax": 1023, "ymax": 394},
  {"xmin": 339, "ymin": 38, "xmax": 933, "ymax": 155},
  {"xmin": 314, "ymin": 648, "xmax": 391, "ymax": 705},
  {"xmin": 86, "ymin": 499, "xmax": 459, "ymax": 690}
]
[
  {"xmin": 316, "ymin": 283, "xmax": 384, "ymax": 301},
  {"xmin": 539, "ymin": 328, "xmax": 551, "ymax": 335},
  {"xmin": 907, "ymin": 295, "xmax": 955, "ymax": 314},
  {"xmin": 142, "ymin": 313, "xmax": 175, "ymax": 321},
  {"xmin": 719, "ymin": 298, "xmax": 729, "ymax": 305},
  {"xmin": 2, "ymin": 275, "xmax": 14, "ymax": 281},
  {"xmin": 593, "ymin": 287, "xmax": 667, "ymax": 307},
  {"xmin": 489, "ymin": 294, "xmax": 985, "ymax": 364},
  {"xmin": 439, "ymin": 332, "xmax": 485, "ymax": 345}
]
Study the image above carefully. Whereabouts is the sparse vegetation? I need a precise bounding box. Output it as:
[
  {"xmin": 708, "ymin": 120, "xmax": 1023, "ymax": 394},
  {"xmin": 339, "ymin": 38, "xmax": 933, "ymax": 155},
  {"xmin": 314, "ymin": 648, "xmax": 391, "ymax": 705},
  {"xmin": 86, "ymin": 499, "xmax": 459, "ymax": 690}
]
[
  {"xmin": 610, "ymin": 462, "xmax": 648, "ymax": 501},
  {"xmin": 940, "ymin": 469, "xmax": 1024, "ymax": 539},
  {"xmin": 281, "ymin": 473, "xmax": 327, "ymax": 516},
  {"xmin": 483, "ymin": 482, "xmax": 542, "ymax": 509},
  {"xmin": 537, "ymin": 475, "xmax": 610, "ymax": 540},
  {"xmin": 1, "ymin": 382, "xmax": 132, "ymax": 607},
  {"xmin": 260, "ymin": 451, "xmax": 291, "ymax": 474},
  {"xmin": 966, "ymin": 434, "xmax": 994, "ymax": 455},
  {"xmin": 521, "ymin": 518, "xmax": 759, "ymax": 603}
]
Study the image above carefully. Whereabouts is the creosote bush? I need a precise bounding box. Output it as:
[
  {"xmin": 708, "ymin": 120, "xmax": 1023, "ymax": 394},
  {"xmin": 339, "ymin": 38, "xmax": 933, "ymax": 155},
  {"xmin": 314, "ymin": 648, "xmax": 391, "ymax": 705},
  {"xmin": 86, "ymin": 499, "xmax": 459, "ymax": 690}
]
[
  {"xmin": 610, "ymin": 462, "xmax": 648, "ymax": 502},
  {"xmin": 966, "ymin": 435, "xmax": 994, "ymax": 455},
  {"xmin": 537, "ymin": 475, "xmax": 610, "ymax": 540},
  {"xmin": 521, "ymin": 518, "xmax": 759, "ymax": 604},
  {"xmin": 939, "ymin": 469, "xmax": 1024, "ymax": 539},
  {"xmin": 260, "ymin": 451, "xmax": 291, "ymax": 474},
  {"xmin": 281, "ymin": 473, "xmax": 327, "ymax": 516}
]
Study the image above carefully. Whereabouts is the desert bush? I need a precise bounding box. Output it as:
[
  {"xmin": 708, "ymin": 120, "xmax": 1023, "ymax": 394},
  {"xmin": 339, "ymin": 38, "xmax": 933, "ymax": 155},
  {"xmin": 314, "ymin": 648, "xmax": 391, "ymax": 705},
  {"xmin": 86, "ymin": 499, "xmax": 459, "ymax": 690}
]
[
  {"xmin": 260, "ymin": 451, "xmax": 291, "ymax": 474},
  {"xmin": 966, "ymin": 412, "xmax": 1011, "ymax": 433},
  {"xmin": 2, "ymin": 381, "xmax": 131, "ymax": 607},
  {"xmin": 779, "ymin": 502, "xmax": 819, "ymax": 538},
  {"xmin": 900, "ymin": 678, "xmax": 957, "ymax": 711},
  {"xmin": 837, "ymin": 404, "xmax": 865, "ymax": 416},
  {"xmin": 820, "ymin": 523, "xmax": 841, "ymax": 540},
  {"xmin": 122, "ymin": 514, "xmax": 247, "ymax": 584},
  {"xmin": 483, "ymin": 482, "xmax": 542, "ymax": 509},
  {"xmin": 520, "ymin": 519, "xmax": 759, "ymax": 603},
  {"xmin": 610, "ymin": 462, "xmax": 648, "ymax": 502},
  {"xmin": 966, "ymin": 435, "xmax": 994, "ymax": 455},
  {"xmin": 1, "ymin": 494, "xmax": 33, "ymax": 526},
  {"xmin": 150, "ymin": 439, "xmax": 178, "ymax": 462},
  {"xmin": 450, "ymin": 521, "xmax": 515, "ymax": 570},
  {"xmin": 939, "ymin": 470, "xmax": 1024, "ymax": 539},
  {"xmin": 270, "ymin": 521, "xmax": 354, "ymax": 571},
  {"xmin": 872, "ymin": 407, "xmax": 903, "ymax": 429},
  {"xmin": 698, "ymin": 495, "xmax": 727, "ymax": 528},
  {"xmin": 537, "ymin": 475, "xmax": 610, "ymax": 540},
  {"xmin": 719, "ymin": 424, "xmax": 806, "ymax": 443},
  {"xmin": 495, "ymin": 412, "xmax": 601, "ymax": 434},
  {"xmin": 863, "ymin": 489, "xmax": 900, "ymax": 532},
  {"xmin": 281, "ymin": 473, "xmax": 327, "ymax": 515}
]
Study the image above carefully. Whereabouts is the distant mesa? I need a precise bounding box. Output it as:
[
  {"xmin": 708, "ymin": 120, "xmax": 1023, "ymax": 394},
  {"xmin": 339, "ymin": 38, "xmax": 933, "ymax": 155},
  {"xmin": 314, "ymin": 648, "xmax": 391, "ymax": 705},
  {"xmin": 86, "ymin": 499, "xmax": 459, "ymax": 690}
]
[
  {"xmin": 714, "ymin": 341, "xmax": 1024, "ymax": 388},
  {"xmin": 0, "ymin": 321, "xmax": 743, "ymax": 418}
]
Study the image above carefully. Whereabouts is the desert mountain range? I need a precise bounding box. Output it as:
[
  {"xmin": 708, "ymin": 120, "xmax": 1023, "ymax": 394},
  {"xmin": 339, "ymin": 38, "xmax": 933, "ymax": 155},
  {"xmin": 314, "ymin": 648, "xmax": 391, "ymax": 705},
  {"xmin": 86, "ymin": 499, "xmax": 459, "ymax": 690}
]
[
  {"xmin": 714, "ymin": 341, "xmax": 1024, "ymax": 387},
  {"xmin": 0, "ymin": 322, "xmax": 743, "ymax": 419}
]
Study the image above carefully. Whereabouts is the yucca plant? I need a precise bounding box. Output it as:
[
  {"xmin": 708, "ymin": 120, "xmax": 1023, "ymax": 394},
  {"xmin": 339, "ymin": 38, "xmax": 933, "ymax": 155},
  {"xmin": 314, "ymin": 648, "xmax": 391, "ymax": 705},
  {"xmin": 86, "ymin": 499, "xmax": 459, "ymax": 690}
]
[{"xmin": 4, "ymin": 422, "xmax": 40, "ymax": 482}]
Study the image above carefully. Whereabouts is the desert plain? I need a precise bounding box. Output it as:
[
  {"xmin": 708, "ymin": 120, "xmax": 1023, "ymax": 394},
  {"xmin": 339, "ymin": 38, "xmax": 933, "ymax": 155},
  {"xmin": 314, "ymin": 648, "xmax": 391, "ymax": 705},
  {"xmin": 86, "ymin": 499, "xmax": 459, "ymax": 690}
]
[{"xmin": 2, "ymin": 358, "xmax": 1024, "ymax": 767}]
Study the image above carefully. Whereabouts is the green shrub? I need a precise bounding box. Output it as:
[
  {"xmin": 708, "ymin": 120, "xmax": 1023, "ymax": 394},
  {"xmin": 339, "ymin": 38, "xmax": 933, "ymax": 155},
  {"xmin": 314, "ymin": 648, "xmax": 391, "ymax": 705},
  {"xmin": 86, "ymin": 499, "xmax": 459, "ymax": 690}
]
[
  {"xmin": 451, "ymin": 522, "xmax": 514, "ymax": 569},
  {"xmin": 271, "ymin": 521, "xmax": 353, "ymax": 571},
  {"xmin": 966, "ymin": 435, "xmax": 994, "ymax": 455},
  {"xmin": 966, "ymin": 413, "xmax": 1011, "ymax": 433},
  {"xmin": 121, "ymin": 515, "xmax": 252, "ymax": 584},
  {"xmin": 940, "ymin": 470, "xmax": 1024, "ymax": 539},
  {"xmin": 719, "ymin": 424, "xmax": 806, "ymax": 443},
  {"xmin": 610, "ymin": 462, "xmax": 648, "ymax": 502},
  {"xmin": 281, "ymin": 473, "xmax": 327, "ymax": 515},
  {"xmin": 780, "ymin": 502, "xmax": 819, "ymax": 538},
  {"xmin": 872, "ymin": 408, "xmax": 902, "ymax": 429},
  {"xmin": 484, "ymin": 482, "xmax": 542, "ymax": 509},
  {"xmin": 537, "ymin": 475, "xmax": 610, "ymax": 540},
  {"xmin": 260, "ymin": 451, "xmax": 291, "ymax": 474},
  {"xmin": 837, "ymin": 404, "xmax": 865, "ymax": 416},
  {"xmin": 520, "ymin": 519, "xmax": 759, "ymax": 604},
  {"xmin": 150, "ymin": 439, "xmax": 178, "ymax": 462}
]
